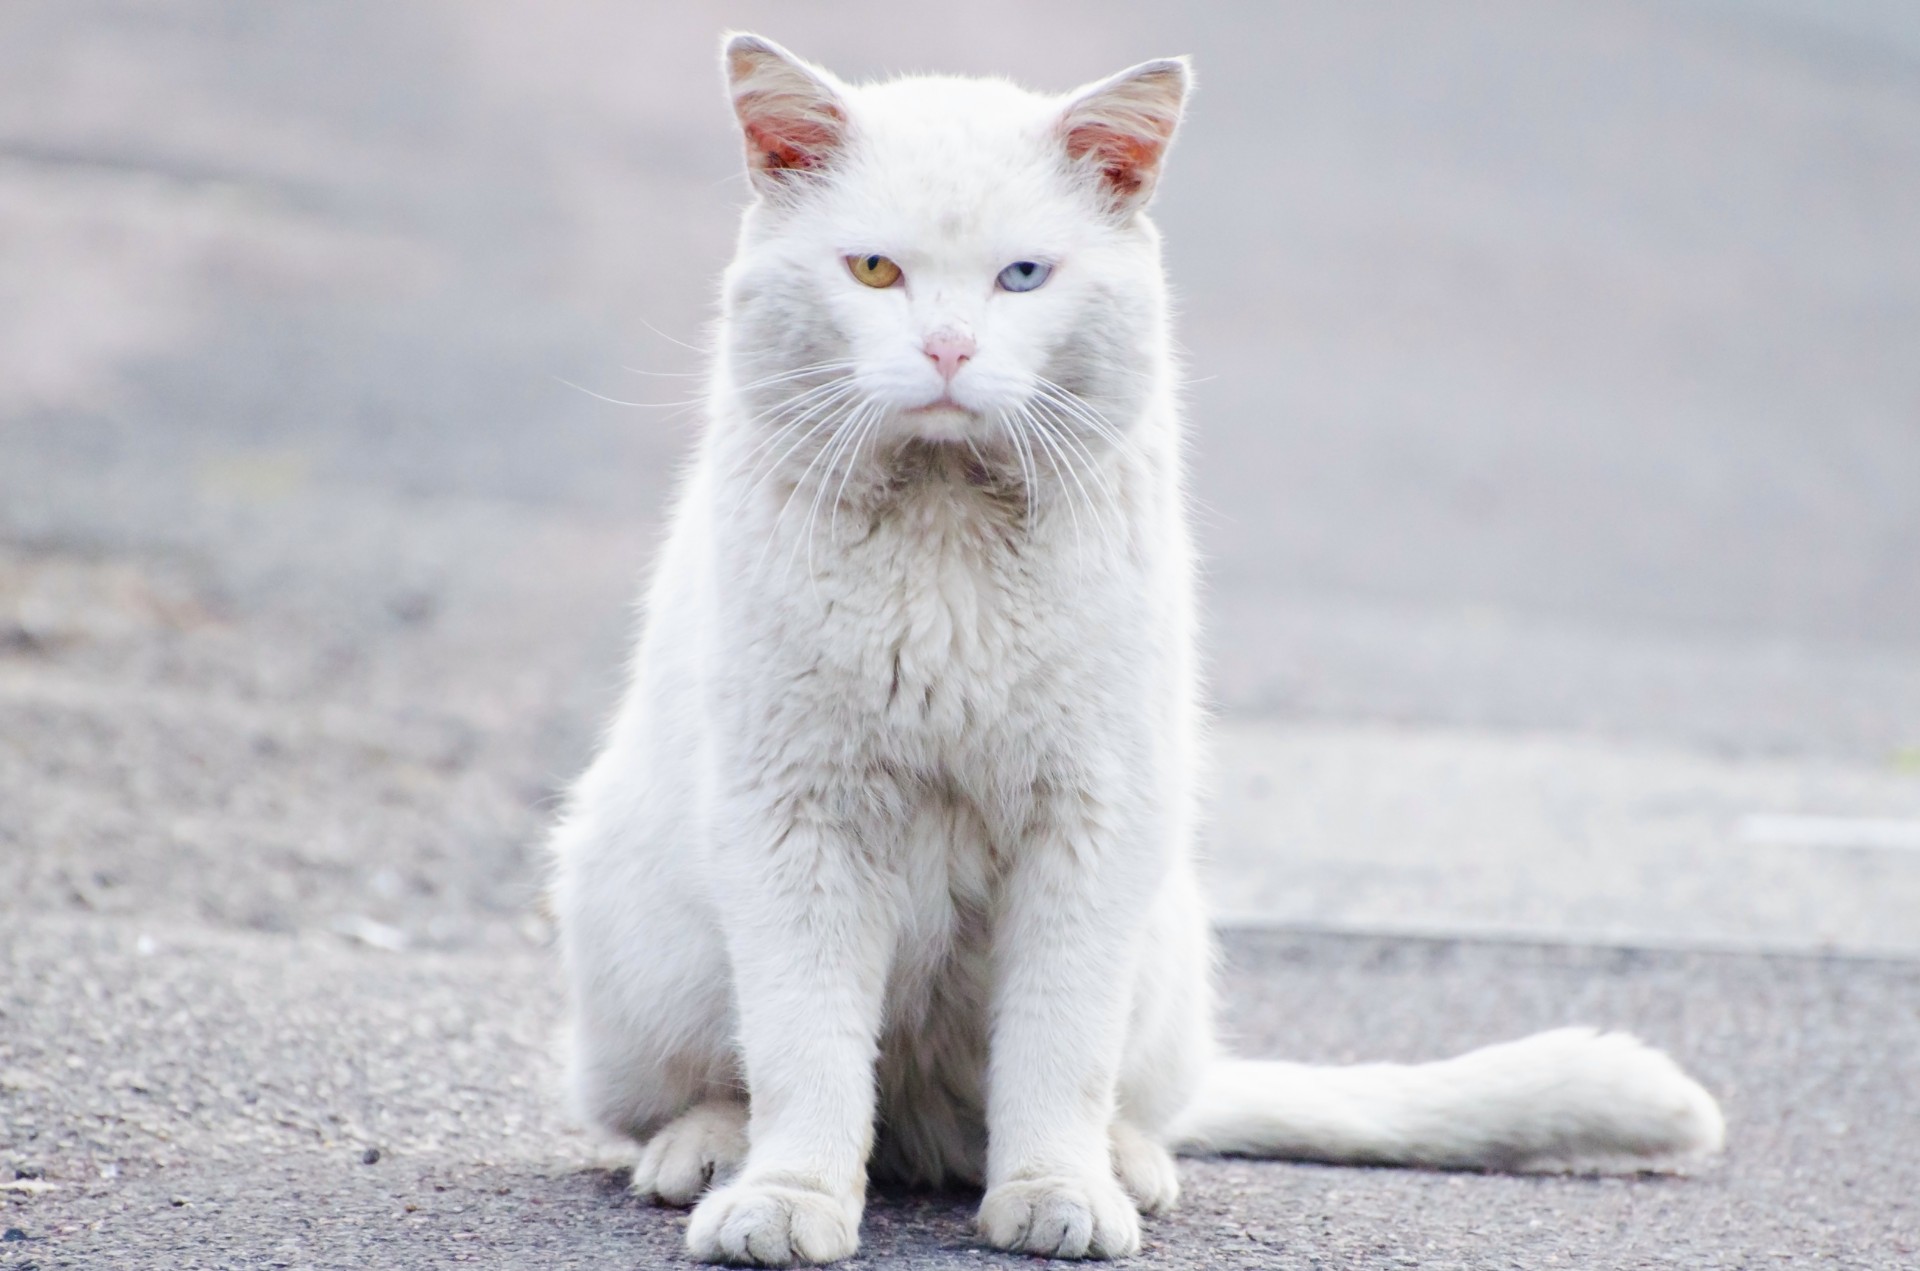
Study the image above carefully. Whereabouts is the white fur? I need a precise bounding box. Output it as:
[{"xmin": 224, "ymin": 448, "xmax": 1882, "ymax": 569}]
[{"xmin": 549, "ymin": 35, "xmax": 1724, "ymax": 1267}]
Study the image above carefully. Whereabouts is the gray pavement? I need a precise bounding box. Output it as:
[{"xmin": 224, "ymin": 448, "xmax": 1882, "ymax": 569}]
[
  {"xmin": 1206, "ymin": 720, "xmax": 1920, "ymax": 957},
  {"xmin": 3, "ymin": 2, "xmax": 1919, "ymax": 1268},
  {"xmin": 3, "ymin": 925, "xmax": 1920, "ymax": 1271},
  {"xmin": 7, "ymin": 920, "xmax": 1918, "ymax": 1270}
]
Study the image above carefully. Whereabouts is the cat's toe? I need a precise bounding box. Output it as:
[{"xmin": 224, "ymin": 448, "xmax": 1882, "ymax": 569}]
[
  {"xmin": 977, "ymin": 1174, "xmax": 1141, "ymax": 1260},
  {"xmin": 687, "ymin": 1180, "xmax": 860, "ymax": 1266},
  {"xmin": 1110, "ymin": 1122, "xmax": 1181, "ymax": 1216},
  {"xmin": 632, "ymin": 1101, "xmax": 749, "ymax": 1207}
]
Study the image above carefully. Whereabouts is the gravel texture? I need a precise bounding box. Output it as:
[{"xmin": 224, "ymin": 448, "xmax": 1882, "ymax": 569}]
[{"xmin": 4, "ymin": 922, "xmax": 1916, "ymax": 1269}]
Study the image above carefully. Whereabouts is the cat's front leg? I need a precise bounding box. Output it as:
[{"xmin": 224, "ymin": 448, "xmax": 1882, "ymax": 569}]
[
  {"xmin": 685, "ymin": 788, "xmax": 896, "ymax": 1267},
  {"xmin": 977, "ymin": 793, "xmax": 1160, "ymax": 1260}
]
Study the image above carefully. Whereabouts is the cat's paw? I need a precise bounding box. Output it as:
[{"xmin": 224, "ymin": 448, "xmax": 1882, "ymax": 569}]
[
  {"xmin": 632, "ymin": 1101, "xmax": 750, "ymax": 1206},
  {"xmin": 977, "ymin": 1174, "xmax": 1141, "ymax": 1259},
  {"xmin": 686, "ymin": 1180, "xmax": 860, "ymax": 1266},
  {"xmin": 1110, "ymin": 1122, "xmax": 1180, "ymax": 1216}
]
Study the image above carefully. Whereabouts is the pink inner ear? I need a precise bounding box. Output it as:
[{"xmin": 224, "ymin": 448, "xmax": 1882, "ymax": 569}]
[
  {"xmin": 740, "ymin": 103, "xmax": 843, "ymax": 172},
  {"xmin": 1065, "ymin": 124, "xmax": 1164, "ymax": 202}
]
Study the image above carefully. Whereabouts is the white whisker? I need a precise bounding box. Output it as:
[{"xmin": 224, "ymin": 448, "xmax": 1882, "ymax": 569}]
[
  {"xmin": 1016, "ymin": 403, "xmax": 1084, "ymax": 552},
  {"xmin": 553, "ymin": 376, "xmax": 705, "ymax": 411},
  {"xmin": 732, "ymin": 376, "xmax": 861, "ymax": 471},
  {"xmin": 757, "ymin": 396, "xmax": 864, "ymax": 580},
  {"xmin": 729, "ymin": 374, "xmax": 866, "ymax": 481},
  {"xmin": 1029, "ymin": 403, "xmax": 1118, "ymax": 549},
  {"xmin": 1032, "ymin": 375, "xmax": 1130, "ymax": 443},
  {"xmin": 635, "ymin": 316, "xmax": 707, "ymax": 354},
  {"xmin": 797, "ymin": 399, "xmax": 878, "ymax": 582},
  {"xmin": 728, "ymin": 359, "xmax": 863, "ymax": 396},
  {"xmin": 731, "ymin": 382, "xmax": 863, "ymax": 511},
  {"xmin": 1032, "ymin": 385, "xmax": 1128, "ymax": 451},
  {"xmin": 827, "ymin": 405, "xmax": 881, "ymax": 547},
  {"xmin": 999, "ymin": 410, "xmax": 1039, "ymax": 529}
]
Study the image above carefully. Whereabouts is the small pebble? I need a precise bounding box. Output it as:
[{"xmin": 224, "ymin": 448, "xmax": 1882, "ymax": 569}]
[
  {"xmin": 170, "ymin": 1196, "xmax": 188, "ymax": 1208},
  {"xmin": 362, "ymin": 1148, "xmax": 382, "ymax": 1165},
  {"xmin": 3, "ymin": 1227, "xmax": 28, "ymax": 1241}
]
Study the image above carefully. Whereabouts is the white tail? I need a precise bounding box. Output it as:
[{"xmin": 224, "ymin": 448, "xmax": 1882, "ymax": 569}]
[{"xmin": 1167, "ymin": 1028, "xmax": 1724, "ymax": 1172}]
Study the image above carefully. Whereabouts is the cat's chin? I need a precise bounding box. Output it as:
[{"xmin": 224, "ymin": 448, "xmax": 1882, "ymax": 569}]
[{"xmin": 900, "ymin": 402, "xmax": 981, "ymax": 442}]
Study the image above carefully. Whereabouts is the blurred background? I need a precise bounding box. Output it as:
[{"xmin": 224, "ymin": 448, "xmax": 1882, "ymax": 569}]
[
  {"xmin": 3, "ymin": 4, "xmax": 1918, "ymax": 1265},
  {"xmin": 3, "ymin": 0, "xmax": 1915, "ymax": 955}
]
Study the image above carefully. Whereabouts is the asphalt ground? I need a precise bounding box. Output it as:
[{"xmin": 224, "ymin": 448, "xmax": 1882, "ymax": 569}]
[
  {"xmin": 4, "ymin": 2, "xmax": 1919, "ymax": 1268},
  {"xmin": 6, "ymin": 921, "xmax": 1917, "ymax": 1270}
]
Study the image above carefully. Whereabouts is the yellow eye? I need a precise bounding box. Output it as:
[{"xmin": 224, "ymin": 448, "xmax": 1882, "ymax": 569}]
[{"xmin": 847, "ymin": 254, "xmax": 902, "ymax": 288}]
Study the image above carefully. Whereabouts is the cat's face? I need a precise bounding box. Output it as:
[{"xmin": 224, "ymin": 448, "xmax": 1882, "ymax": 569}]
[{"xmin": 718, "ymin": 36, "xmax": 1188, "ymax": 455}]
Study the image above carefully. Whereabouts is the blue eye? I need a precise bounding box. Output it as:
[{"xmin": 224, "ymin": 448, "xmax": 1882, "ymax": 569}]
[{"xmin": 996, "ymin": 261, "xmax": 1051, "ymax": 293}]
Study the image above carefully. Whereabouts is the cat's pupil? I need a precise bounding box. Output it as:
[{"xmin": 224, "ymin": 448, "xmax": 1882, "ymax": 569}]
[{"xmin": 865, "ymin": 255, "xmax": 881, "ymax": 271}]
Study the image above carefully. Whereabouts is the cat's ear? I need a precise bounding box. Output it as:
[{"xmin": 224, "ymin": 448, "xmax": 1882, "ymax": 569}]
[
  {"xmin": 722, "ymin": 33, "xmax": 851, "ymax": 195},
  {"xmin": 1057, "ymin": 57, "xmax": 1191, "ymax": 214}
]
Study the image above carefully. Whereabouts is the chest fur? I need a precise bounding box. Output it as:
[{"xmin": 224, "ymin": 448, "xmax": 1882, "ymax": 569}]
[
  {"xmin": 825, "ymin": 484, "xmax": 1049, "ymax": 729},
  {"xmin": 727, "ymin": 456, "xmax": 1138, "ymax": 744}
]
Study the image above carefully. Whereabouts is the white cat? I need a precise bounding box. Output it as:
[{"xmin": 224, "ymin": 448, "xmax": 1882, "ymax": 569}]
[{"xmin": 549, "ymin": 34, "xmax": 1724, "ymax": 1266}]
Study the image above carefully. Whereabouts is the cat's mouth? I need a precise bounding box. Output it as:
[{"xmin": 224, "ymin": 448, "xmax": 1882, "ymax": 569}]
[{"xmin": 903, "ymin": 396, "xmax": 973, "ymax": 417}]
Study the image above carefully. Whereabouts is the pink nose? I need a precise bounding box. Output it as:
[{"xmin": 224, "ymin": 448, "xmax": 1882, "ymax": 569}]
[{"xmin": 924, "ymin": 330, "xmax": 976, "ymax": 382}]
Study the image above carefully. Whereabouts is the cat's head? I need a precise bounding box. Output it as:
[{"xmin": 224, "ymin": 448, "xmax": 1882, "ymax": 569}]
[{"xmin": 717, "ymin": 34, "xmax": 1189, "ymax": 454}]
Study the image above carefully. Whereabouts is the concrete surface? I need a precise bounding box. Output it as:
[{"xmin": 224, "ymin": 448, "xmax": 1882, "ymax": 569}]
[
  {"xmin": 7, "ymin": 921, "xmax": 1918, "ymax": 1270},
  {"xmin": 3, "ymin": 1, "xmax": 1919, "ymax": 1268},
  {"xmin": 1207, "ymin": 720, "xmax": 1920, "ymax": 956}
]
